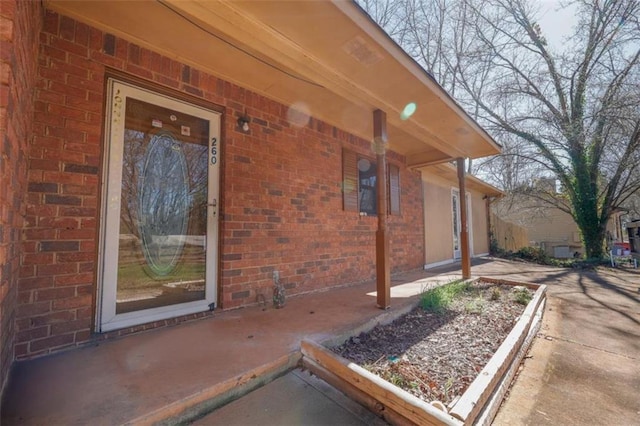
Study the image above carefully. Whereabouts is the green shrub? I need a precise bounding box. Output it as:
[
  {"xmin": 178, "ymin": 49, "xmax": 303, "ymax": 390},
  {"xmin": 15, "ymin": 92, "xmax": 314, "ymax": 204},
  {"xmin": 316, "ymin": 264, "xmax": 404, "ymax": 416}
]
[
  {"xmin": 572, "ymin": 257, "xmax": 610, "ymax": 269},
  {"xmin": 514, "ymin": 246, "xmax": 549, "ymax": 263},
  {"xmin": 421, "ymin": 280, "xmax": 470, "ymax": 313},
  {"xmin": 489, "ymin": 231, "xmax": 505, "ymax": 256},
  {"xmin": 494, "ymin": 245, "xmax": 611, "ymax": 269}
]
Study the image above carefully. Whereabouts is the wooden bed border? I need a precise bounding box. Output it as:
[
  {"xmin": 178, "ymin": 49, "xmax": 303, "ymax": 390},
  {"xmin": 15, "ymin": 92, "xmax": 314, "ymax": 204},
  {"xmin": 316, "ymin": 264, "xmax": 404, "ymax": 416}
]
[{"xmin": 302, "ymin": 277, "xmax": 547, "ymax": 425}]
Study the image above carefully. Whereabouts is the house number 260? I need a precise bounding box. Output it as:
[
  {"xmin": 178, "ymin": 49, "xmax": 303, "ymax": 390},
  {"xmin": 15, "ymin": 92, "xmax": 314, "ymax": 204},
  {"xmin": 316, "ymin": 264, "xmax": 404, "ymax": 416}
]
[{"xmin": 210, "ymin": 137, "xmax": 218, "ymax": 165}]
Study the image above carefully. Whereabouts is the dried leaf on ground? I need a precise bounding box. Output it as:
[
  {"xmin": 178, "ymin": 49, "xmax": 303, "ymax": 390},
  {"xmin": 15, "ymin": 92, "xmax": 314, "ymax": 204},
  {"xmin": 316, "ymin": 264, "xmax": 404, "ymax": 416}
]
[{"xmin": 332, "ymin": 282, "xmax": 531, "ymax": 405}]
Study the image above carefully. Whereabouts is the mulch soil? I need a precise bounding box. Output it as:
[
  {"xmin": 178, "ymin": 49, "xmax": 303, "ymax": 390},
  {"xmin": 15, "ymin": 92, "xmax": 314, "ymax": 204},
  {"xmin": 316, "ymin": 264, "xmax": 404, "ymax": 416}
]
[{"xmin": 332, "ymin": 281, "xmax": 532, "ymax": 406}]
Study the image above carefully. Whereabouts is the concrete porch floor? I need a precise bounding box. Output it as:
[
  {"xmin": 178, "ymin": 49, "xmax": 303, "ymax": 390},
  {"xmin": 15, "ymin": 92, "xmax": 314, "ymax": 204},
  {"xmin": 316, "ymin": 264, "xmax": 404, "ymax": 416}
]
[
  {"xmin": 1, "ymin": 263, "xmax": 464, "ymax": 425},
  {"xmin": 3, "ymin": 257, "xmax": 638, "ymax": 425}
]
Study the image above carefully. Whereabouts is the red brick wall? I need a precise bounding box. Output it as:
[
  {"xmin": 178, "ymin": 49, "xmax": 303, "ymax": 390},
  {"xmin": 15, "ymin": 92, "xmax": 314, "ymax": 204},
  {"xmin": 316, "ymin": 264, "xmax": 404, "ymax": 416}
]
[
  {"xmin": 0, "ymin": 0, "xmax": 43, "ymax": 391},
  {"xmin": 219, "ymin": 122, "xmax": 424, "ymax": 309},
  {"xmin": 15, "ymin": 10, "xmax": 424, "ymax": 358}
]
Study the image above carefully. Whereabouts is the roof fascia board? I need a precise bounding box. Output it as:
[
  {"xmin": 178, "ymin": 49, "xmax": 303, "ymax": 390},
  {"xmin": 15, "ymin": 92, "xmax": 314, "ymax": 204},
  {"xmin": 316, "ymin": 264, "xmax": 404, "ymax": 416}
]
[
  {"xmin": 424, "ymin": 163, "xmax": 504, "ymax": 196},
  {"xmin": 333, "ymin": 0, "xmax": 502, "ymax": 153}
]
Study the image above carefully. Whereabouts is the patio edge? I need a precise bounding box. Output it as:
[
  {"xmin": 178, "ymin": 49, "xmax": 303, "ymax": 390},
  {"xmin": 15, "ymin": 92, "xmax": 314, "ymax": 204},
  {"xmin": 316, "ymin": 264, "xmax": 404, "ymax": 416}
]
[{"xmin": 124, "ymin": 351, "xmax": 301, "ymax": 426}]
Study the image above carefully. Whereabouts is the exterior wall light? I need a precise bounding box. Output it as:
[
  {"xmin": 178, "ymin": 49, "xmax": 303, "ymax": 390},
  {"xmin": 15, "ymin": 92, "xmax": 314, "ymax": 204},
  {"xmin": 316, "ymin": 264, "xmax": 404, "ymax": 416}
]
[{"xmin": 237, "ymin": 115, "xmax": 250, "ymax": 132}]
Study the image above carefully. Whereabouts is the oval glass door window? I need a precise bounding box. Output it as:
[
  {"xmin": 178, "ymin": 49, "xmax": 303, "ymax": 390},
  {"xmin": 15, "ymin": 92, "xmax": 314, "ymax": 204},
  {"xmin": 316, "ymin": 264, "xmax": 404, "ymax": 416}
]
[
  {"xmin": 112, "ymin": 95, "xmax": 211, "ymax": 316},
  {"xmin": 139, "ymin": 132, "xmax": 189, "ymax": 276}
]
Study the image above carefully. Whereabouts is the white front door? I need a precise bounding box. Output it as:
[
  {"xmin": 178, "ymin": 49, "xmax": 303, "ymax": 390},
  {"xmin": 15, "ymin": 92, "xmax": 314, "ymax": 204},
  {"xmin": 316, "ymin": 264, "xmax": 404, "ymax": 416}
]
[
  {"xmin": 466, "ymin": 192, "xmax": 473, "ymax": 257},
  {"xmin": 99, "ymin": 79, "xmax": 221, "ymax": 332},
  {"xmin": 452, "ymin": 191, "xmax": 461, "ymax": 259},
  {"xmin": 452, "ymin": 190, "xmax": 473, "ymax": 260}
]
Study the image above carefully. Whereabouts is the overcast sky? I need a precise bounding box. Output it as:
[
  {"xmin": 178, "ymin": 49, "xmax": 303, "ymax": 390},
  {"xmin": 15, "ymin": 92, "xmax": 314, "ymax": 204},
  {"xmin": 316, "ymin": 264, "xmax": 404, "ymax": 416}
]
[{"xmin": 537, "ymin": 0, "xmax": 579, "ymax": 48}]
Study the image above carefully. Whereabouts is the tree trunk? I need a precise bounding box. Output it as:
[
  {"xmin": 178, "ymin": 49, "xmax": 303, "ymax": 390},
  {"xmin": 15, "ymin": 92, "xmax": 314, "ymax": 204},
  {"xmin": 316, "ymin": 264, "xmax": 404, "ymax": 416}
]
[
  {"xmin": 581, "ymin": 223, "xmax": 606, "ymax": 259},
  {"xmin": 573, "ymin": 191, "xmax": 607, "ymax": 259}
]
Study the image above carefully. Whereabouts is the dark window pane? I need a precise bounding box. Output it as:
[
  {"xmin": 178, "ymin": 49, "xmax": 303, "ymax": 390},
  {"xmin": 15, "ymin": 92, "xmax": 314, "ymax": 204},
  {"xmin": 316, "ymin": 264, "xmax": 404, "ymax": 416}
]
[{"xmin": 358, "ymin": 157, "xmax": 377, "ymax": 215}]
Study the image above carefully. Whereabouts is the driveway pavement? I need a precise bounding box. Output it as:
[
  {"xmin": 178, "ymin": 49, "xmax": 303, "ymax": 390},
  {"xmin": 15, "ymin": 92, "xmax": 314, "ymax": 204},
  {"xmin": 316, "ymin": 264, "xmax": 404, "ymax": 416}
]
[{"xmin": 474, "ymin": 260, "xmax": 640, "ymax": 426}]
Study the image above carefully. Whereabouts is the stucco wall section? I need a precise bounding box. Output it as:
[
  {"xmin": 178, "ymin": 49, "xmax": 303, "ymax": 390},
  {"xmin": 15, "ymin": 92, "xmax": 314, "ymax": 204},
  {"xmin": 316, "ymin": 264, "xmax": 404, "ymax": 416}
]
[
  {"xmin": 422, "ymin": 171, "xmax": 490, "ymax": 265},
  {"xmin": 422, "ymin": 173, "xmax": 455, "ymax": 265},
  {"xmin": 470, "ymin": 191, "xmax": 489, "ymax": 255}
]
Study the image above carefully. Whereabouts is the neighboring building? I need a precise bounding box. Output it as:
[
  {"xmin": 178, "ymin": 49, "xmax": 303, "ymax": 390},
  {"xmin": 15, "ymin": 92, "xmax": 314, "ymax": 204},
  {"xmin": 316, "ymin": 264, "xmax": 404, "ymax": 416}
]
[
  {"xmin": 610, "ymin": 210, "xmax": 634, "ymax": 246},
  {"xmin": 627, "ymin": 220, "xmax": 640, "ymax": 257},
  {"xmin": 495, "ymin": 194, "xmax": 622, "ymax": 258},
  {"xmin": 495, "ymin": 193, "xmax": 584, "ymax": 258},
  {"xmin": 525, "ymin": 206, "xmax": 583, "ymax": 258},
  {"xmin": 0, "ymin": 0, "xmax": 500, "ymax": 394}
]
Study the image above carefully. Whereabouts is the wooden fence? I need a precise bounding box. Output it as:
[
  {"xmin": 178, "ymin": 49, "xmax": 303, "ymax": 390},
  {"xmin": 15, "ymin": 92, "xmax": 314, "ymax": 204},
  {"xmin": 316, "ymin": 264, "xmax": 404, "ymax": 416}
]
[{"xmin": 491, "ymin": 213, "xmax": 529, "ymax": 252}]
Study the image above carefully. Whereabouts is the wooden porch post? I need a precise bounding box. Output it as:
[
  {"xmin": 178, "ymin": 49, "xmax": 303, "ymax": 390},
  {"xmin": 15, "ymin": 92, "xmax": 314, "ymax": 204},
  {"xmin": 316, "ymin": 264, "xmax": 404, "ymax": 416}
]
[
  {"xmin": 374, "ymin": 109, "xmax": 390, "ymax": 309},
  {"xmin": 456, "ymin": 157, "xmax": 471, "ymax": 279}
]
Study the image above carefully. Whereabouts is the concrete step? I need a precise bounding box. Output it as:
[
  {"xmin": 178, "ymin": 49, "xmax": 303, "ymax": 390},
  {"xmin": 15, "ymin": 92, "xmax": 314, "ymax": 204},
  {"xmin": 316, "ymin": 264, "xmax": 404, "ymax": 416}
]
[{"xmin": 191, "ymin": 369, "xmax": 388, "ymax": 426}]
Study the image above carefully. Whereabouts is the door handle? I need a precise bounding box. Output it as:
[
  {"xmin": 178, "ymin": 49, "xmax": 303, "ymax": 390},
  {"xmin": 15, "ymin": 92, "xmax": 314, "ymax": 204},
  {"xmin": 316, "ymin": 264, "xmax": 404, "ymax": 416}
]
[{"xmin": 208, "ymin": 199, "xmax": 217, "ymax": 216}]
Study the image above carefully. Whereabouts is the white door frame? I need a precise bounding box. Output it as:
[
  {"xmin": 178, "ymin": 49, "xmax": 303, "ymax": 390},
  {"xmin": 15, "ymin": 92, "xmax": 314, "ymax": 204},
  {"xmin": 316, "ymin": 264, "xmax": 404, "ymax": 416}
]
[
  {"xmin": 466, "ymin": 192, "xmax": 473, "ymax": 257},
  {"xmin": 98, "ymin": 78, "xmax": 221, "ymax": 332},
  {"xmin": 451, "ymin": 189, "xmax": 473, "ymax": 260},
  {"xmin": 452, "ymin": 189, "xmax": 461, "ymax": 259}
]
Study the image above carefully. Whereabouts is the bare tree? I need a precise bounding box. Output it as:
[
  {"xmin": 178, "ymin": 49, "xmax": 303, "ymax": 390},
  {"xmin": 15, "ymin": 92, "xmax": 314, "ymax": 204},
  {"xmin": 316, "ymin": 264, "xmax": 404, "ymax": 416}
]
[
  {"xmin": 358, "ymin": 0, "xmax": 495, "ymax": 173},
  {"xmin": 357, "ymin": 0, "xmax": 408, "ymax": 41},
  {"xmin": 458, "ymin": 0, "xmax": 640, "ymax": 258},
  {"xmin": 359, "ymin": 0, "xmax": 640, "ymax": 258}
]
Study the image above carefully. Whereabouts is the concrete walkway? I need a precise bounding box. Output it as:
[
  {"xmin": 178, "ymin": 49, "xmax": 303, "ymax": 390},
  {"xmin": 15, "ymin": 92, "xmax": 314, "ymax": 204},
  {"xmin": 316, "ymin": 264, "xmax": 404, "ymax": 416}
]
[
  {"xmin": 192, "ymin": 369, "xmax": 388, "ymax": 426},
  {"xmin": 1, "ymin": 258, "xmax": 638, "ymax": 425}
]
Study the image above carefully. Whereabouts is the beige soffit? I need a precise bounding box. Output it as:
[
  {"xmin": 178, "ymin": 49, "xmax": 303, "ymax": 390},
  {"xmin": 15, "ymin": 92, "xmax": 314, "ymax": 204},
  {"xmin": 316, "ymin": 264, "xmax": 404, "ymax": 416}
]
[
  {"xmin": 47, "ymin": 0, "xmax": 501, "ymax": 165},
  {"xmin": 426, "ymin": 163, "xmax": 504, "ymax": 197}
]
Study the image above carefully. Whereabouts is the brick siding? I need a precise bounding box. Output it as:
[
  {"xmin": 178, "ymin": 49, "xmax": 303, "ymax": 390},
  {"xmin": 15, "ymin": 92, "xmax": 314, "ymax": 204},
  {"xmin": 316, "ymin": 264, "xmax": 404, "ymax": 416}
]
[
  {"xmin": 0, "ymin": 0, "xmax": 43, "ymax": 391},
  {"xmin": 15, "ymin": 10, "xmax": 425, "ymax": 359}
]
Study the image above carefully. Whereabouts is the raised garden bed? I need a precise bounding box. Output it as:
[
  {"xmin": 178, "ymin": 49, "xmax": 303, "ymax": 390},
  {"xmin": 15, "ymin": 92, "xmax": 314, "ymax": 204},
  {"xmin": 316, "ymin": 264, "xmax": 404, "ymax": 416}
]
[{"xmin": 301, "ymin": 277, "xmax": 546, "ymax": 425}]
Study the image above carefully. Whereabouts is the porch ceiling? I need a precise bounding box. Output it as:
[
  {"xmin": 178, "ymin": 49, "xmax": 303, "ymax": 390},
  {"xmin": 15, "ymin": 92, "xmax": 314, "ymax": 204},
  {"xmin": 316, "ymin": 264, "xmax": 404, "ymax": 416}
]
[
  {"xmin": 47, "ymin": 0, "xmax": 501, "ymax": 164},
  {"xmin": 428, "ymin": 163, "xmax": 504, "ymax": 197}
]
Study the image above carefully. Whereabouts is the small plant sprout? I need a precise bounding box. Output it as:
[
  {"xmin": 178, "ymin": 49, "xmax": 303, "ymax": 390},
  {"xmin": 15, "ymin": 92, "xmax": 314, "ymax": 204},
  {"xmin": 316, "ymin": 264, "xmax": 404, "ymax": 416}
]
[
  {"xmin": 464, "ymin": 297, "xmax": 486, "ymax": 314},
  {"xmin": 444, "ymin": 377, "xmax": 455, "ymax": 399},
  {"xmin": 490, "ymin": 287, "xmax": 501, "ymax": 301},
  {"xmin": 512, "ymin": 286, "xmax": 532, "ymax": 305}
]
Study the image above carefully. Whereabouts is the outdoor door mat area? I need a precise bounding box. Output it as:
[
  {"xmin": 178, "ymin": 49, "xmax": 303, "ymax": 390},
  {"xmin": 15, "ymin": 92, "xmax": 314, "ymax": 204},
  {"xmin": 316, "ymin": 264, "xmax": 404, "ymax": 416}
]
[{"xmin": 301, "ymin": 277, "xmax": 547, "ymax": 426}]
